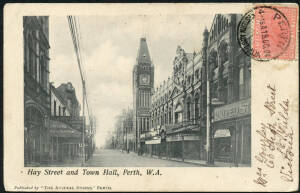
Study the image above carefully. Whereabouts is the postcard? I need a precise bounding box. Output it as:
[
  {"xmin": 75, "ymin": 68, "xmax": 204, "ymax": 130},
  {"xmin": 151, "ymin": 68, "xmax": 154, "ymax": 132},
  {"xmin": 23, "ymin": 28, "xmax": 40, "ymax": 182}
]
[{"xmin": 3, "ymin": 3, "xmax": 299, "ymax": 192}]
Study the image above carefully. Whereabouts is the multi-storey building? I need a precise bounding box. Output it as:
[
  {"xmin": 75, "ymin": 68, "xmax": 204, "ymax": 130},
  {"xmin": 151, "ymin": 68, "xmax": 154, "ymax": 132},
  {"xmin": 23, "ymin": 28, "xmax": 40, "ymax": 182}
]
[
  {"xmin": 56, "ymin": 82, "xmax": 81, "ymax": 117},
  {"xmin": 149, "ymin": 45, "xmax": 206, "ymax": 160},
  {"xmin": 49, "ymin": 83, "xmax": 81, "ymax": 163},
  {"xmin": 24, "ymin": 16, "xmax": 51, "ymax": 166},
  {"xmin": 138, "ymin": 14, "xmax": 251, "ymax": 166},
  {"xmin": 207, "ymin": 14, "xmax": 251, "ymax": 165},
  {"xmin": 132, "ymin": 38, "xmax": 154, "ymax": 154}
]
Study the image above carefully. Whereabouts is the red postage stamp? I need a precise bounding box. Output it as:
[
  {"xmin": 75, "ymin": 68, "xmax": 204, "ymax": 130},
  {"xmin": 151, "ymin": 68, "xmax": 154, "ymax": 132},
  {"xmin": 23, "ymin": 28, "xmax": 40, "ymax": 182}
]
[{"xmin": 238, "ymin": 5, "xmax": 298, "ymax": 61}]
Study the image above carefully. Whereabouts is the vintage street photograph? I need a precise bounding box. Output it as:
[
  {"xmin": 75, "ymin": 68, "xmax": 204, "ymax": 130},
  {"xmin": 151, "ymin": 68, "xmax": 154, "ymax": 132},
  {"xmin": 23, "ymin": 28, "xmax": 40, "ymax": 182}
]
[{"xmin": 24, "ymin": 14, "xmax": 251, "ymax": 167}]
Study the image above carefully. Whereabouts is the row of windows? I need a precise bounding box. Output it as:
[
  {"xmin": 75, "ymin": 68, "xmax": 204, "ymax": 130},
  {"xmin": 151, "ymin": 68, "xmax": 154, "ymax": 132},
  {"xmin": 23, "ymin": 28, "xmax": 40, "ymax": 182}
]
[
  {"xmin": 24, "ymin": 31, "xmax": 49, "ymax": 91},
  {"xmin": 53, "ymin": 100, "xmax": 67, "ymax": 116},
  {"xmin": 139, "ymin": 90, "xmax": 151, "ymax": 107},
  {"xmin": 209, "ymin": 15, "xmax": 229, "ymax": 43},
  {"xmin": 150, "ymin": 98, "xmax": 201, "ymax": 128},
  {"xmin": 210, "ymin": 57, "xmax": 251, "ymax": 102},
  {"xmin": 186, "ymin": 68, "xmax": 202, "ymax": 86},
  {"xmin": 139, "ymin": 117, "xmax": 150, "ymax": 132}
]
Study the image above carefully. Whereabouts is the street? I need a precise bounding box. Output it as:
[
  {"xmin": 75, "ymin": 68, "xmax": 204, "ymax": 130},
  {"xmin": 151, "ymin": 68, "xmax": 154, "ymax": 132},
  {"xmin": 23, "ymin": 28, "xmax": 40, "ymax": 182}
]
[{"xmin": 85, "ymin": 149, "xmax": 199, "ymax": 167}]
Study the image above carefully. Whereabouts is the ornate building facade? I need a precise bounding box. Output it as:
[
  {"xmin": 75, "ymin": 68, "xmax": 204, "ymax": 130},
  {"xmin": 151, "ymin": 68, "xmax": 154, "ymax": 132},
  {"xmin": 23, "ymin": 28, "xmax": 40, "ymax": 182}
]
[
  {"xmin": 24, "ymin": 16, "xmax": 51, "ymax": 166},
  {"xmin": 132, "ymin": 38, "xmax": 154, "ymax": 154},
  {"xmin": 136, "ymin": 14, "xmax": 251, "ymax": 166},
  {"xmin": 208, "ymin": 14, "xmax": 251, "ymax": 165},
  {"xmin": 148, "ymin": 45, "xmax": 206, "ymax": 160}
]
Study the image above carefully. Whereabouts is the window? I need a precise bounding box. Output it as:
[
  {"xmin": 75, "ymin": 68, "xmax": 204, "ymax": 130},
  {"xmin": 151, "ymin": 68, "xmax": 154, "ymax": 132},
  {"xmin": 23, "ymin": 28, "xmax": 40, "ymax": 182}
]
[
  {"xmin": 53, "ymin": 100, "xmax": 56, "ymax": 116},
  {"xmin": 25, "ymin": 35, "xmax": 30, "ymax": 72},
  {"xmin": 245, "ymin": 67, "xmax": 251, "ymax": 98},
  {"xmin": 212, "ymin": 82, "xmax": 218, "ymax": 99},
  {"xmin": 30, "ymin": 38, "xmax": 35, "ymax": 78},
  {"xmin": 195, "ymin": 69, "xmax": 199, "ymax": 80},
  {"xmin": 146, "ymin": 118, "xmax": 149, "ymax": 131},
  {"xmin": 195, "ymin": 97, "xmax": 199, "ymax": 120},
  {"xmin": 223, "ymin": 77, "xmax": 228, "ymax": 103},
  {"xmin": 164, "ymin": 113, "xmax": 167, "ymax": 124},
  {"xmin": 175, "ymin": 104, "xmax": 183, "ymax": 123},
  {"xmin": 59, "ymin": 106, "xmax": 61, "ymax": 116},
  {"xmin": 175, "ymin": 112, "xmax": 182, "ymax": 123},
  {"xmin": 239, "ymin": 67, "xmax": 245, "ymax": 100},
  {"xmin": 139, "ymin": 118, "xmax": 142, "ymax": 132},
  {"xmin": 187, "ymin": 101, "xmax": 191, "ymax": 121},
  {"xmin": 139, "ymin": 91, "xmax": 141, "ymax": 107},
  {"xmin": 151, "ymin": 119, "xmax": 154, "ymax": 128}
]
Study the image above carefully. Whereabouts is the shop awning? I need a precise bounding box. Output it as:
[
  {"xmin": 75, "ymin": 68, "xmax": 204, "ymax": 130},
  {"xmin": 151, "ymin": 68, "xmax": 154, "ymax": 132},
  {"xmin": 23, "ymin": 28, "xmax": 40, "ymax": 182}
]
[
  {"xmin": 145, "ymin": 138, "xmax": 161, "ymax": 144},
  {"xmin": 167, "ymin": 124, "xmax": 199, "ymax": 134},
  {"xmin": 50, "ymin": 120, "xmax": 81, "ymax": 138},
  {"xmin": 214, "ymin": 129, "xmax": 231, "ymax": 138}
]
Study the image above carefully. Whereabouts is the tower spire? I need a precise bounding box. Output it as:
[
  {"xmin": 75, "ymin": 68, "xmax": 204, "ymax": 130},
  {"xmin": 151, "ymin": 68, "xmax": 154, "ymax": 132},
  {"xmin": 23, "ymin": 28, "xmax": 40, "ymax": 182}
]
[{"xmin": 137, "ymin": 37, "xmax": 151, "ymax": 65}]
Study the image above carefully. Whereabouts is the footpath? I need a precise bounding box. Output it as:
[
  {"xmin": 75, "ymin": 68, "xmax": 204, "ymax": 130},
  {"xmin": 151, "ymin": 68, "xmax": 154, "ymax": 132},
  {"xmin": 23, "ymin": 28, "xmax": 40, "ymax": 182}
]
[{"xmin": 139, "ymin": 153, "xmax": 249, "ymax": 167}]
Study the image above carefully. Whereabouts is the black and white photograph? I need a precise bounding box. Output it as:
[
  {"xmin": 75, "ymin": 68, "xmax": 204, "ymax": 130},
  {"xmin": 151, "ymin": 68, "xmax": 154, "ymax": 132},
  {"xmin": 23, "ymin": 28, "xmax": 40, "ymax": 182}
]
[
  {"xmin": 4, "ymin": 3, "xmax": 299, "ymax": 192},
  {"xmin": 23, "ymin": 14, "xmax": 251, "ymax": 167}
]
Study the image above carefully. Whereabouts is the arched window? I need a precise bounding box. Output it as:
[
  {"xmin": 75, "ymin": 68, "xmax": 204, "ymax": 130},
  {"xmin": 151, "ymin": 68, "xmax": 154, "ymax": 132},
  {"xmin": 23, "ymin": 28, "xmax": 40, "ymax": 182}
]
[
  {"xmin": 219, "ymin": 42, "xmax": 229, "ymax": 65},
  {"xmin": 53, "ymin": 100, "xmax": 57, "ymax": 116},
  {"xmin": 29, "ymin": 35, "xmax": 35, "ymax": 77},
  {"xmin": 175, "ymin": 104, "xmax": 183, "ymax": 123},
  {"xmin": 146, "ymin": 118, "xmax": 149, "ymax": 131},
  {"xmin": 194, "ymin": 96, "xmax": 199, "ymax": 121},
  {"xmin": 245, "ymin": 65, "xmax": 251, "ymax": 98},
  {"xmin": 239, "ymin": 65, "xmax": 245, "ymax": 100},
  {"xmin": 24, "ymin": 33, "xmax": 30, "ymax": 72},
  {"xmin": 169, "ymin": 107, "xmax": 172, "ymax": 124},
  {"xmin": 186, "ymin": 99, "xmax": 191, "ymax": 121}
]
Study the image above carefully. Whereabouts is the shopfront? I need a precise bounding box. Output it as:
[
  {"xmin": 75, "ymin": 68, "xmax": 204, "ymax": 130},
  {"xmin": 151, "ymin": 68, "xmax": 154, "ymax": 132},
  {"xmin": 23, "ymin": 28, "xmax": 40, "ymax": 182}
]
[
  {"xmin": 24, "ymin": 105, "xmax": 50, "ymax": 166},
  {"xmin": 213, "ymin": 98, "xmax": 251, "ymax": 166},
  {"xmin": 49, "ymin": 119, "xmax": 81, "ymax": 163},
  {"xmin": 145, "ymin": 137, "xmax": 161, "ymax": 156},
  {"xmin": 166, "ymin": 134, "xmax": 183, "ymax": 159}
]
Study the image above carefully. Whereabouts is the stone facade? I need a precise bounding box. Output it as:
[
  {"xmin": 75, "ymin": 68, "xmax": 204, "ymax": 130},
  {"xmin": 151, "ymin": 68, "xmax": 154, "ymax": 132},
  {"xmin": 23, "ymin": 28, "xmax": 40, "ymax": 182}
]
[
  {"xmin": 207, "ymin": 14, "xmax": 251, "ymax": 165},
  {"xmin": 132, "ymin": 38, "xmax": 154, "ymax": 154},
  {"xmin": 24, "ymin": 16, "xmax": 51, "ymax": 166},
  {"xmin": 138, "ymin": 14, "xmax": 251, "ymax": 166}
]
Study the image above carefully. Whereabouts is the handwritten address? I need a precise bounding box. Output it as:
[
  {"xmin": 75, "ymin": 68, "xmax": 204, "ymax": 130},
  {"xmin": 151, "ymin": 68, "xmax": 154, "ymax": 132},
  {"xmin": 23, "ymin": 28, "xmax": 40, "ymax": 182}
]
[{"xmin": 254, "ymin": 84, "xmax": 294, "ymax": 187}]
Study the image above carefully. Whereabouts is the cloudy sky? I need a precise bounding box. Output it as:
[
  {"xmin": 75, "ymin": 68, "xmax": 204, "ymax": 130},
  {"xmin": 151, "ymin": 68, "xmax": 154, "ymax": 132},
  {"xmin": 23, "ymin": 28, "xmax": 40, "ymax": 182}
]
[{"xmin": 49, "ymin": 14, "xmax": 214, "ymax": 147}]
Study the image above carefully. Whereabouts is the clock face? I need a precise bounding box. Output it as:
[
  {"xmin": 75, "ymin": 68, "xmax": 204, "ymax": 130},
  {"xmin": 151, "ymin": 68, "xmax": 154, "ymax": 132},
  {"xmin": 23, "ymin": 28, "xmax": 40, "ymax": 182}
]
[{"xmin": 140, "ymin": 74, "xmax": 150, "ymax": 85}]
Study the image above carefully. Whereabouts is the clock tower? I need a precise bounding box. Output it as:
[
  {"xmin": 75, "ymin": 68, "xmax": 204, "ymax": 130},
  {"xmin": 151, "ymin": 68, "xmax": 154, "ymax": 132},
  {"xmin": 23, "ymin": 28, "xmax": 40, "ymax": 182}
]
[{"xmin": 132, "ymin": 37, "xmax": 154, "ymax": 153}]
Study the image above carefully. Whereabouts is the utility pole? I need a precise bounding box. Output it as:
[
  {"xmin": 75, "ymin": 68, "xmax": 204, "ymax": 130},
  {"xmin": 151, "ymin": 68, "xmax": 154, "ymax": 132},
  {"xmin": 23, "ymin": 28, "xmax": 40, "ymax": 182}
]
[
  {"xmin": 206, "ymin": 57, "xmax": 211, "ymax": 165},
  {"xmin": 82, "ymin": 80, "xmax": 86, "ymax": 166}
]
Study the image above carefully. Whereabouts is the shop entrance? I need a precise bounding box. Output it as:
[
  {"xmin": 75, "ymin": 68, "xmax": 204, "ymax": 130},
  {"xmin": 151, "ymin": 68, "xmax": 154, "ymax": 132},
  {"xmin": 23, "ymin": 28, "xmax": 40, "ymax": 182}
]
[{"xmin": 213, "ymin": 129, "xmax": 232, "ymax": 163}]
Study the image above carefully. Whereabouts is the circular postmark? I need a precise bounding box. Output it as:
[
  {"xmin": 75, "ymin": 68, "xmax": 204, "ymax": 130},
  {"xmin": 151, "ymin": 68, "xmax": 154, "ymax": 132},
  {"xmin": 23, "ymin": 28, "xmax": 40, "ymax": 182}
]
[{"xmin": 237, "ymin": 6, "xmax": 291, "ymax": 61}]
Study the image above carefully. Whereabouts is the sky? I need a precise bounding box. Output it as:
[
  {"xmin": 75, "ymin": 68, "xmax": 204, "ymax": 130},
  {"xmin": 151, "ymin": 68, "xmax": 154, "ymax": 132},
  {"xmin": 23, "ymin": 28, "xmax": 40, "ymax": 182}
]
[{"xmin": 49, "ymin": 14, "xmax": 214, "ymax": 148}]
